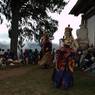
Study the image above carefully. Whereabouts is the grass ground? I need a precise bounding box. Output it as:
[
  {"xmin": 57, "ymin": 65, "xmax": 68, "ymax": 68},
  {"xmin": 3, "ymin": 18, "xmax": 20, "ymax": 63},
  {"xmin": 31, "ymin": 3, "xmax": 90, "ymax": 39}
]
[{"xmin": 0, "ymin": 64, "xmax": 95, "ymax": 95}]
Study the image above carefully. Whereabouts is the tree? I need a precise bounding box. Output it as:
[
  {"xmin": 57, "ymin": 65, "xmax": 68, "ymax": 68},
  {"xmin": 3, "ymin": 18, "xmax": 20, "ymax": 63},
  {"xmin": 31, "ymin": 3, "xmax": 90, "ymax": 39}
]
[
  {"xmin": 0, "ymin": 0, "xmax": 67, "ymax": 55},
  {"xmin": 0, "ymin": 0, "xmax": 28, "ymax": 54}
]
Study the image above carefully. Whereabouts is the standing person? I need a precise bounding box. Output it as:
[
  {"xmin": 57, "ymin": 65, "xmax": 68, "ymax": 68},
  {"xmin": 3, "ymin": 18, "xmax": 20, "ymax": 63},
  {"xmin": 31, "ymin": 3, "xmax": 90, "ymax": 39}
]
[
  {"xmin": 28, "ymin": 49, "xmax": 33, "ymax": 64},
  {"xmin": 52, "ymin": 25, "xmax": 76, "ymax": 89},
  {"xmin": 38, "ymin": 33, "xmax": 52, "ymax": 68},
  {"xmin": 33, "ymin": 49, "xmax": 39, "ymax": 64},
  {"xmin": 23, "ymin": 49, "xmax": 29, "ymax": 64},
  {"xmin": 52, "ymin": 48, "xmax": 56, "ymax": 64},
  {"xmin": 39, "ymin": 33, "xmax": 49, "ymax": 59},
  {"xmin": 52, "ymin": 45, "xmax": 75, "ymax": 89}
]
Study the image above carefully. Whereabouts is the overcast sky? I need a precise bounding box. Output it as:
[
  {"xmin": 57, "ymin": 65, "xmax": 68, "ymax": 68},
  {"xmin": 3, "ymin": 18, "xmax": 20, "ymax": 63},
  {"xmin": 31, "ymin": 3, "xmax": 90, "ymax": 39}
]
[
  {"xmin": 0, "ymin": 0, "xmax": 81, "ymax": 44},
  {"xmin": 51, "ymin": 0, "xmax": 81, "ymax": 44}
]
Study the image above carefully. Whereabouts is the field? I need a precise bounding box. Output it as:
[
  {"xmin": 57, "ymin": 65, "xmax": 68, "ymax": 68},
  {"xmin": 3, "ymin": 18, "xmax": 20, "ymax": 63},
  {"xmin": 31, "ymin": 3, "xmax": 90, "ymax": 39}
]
[{"xmin": 0, "ymin": 64, "xmax": 95, "ymax": 95}]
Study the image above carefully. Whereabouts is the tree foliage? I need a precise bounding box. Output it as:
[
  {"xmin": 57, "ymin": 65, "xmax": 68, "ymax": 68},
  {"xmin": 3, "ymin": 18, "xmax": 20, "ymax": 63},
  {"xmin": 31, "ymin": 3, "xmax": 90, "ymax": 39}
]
[{"xmin": 0, "ymin": 0, "xmax": 67, "ymax": 51}]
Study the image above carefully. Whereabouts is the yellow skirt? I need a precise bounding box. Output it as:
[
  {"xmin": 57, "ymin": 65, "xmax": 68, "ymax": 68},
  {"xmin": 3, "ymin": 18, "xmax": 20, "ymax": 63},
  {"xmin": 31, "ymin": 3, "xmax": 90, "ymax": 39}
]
[{"xmin": 38, "ymin": 51, "xmax": 53, "ymax": 65}]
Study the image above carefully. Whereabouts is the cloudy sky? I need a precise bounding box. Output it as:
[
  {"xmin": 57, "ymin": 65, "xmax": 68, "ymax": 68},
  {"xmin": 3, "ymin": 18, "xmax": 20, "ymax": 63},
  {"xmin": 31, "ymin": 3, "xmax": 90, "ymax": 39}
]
[
  {"xmin": 0, "ymin": 13, "xmax": 10, "ymax": 43},
  {"xmin": 51, "ymin": 0, "xmax": 81, "ymax": 44},
  {"xmin": 0, "ymin": 0, "xmax": 81, "ymax": 44}
]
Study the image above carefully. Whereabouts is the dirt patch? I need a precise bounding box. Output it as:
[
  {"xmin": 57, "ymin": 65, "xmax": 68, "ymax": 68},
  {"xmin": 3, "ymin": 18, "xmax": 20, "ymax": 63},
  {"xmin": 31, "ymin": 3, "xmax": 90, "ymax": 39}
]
[{"xmin": 0, "ymin": 66, "xmax": 30, "ymax": 80}]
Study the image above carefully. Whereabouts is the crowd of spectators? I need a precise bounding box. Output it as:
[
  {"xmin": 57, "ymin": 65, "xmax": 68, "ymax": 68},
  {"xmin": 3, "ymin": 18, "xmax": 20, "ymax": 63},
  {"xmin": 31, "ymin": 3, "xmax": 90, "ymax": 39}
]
[{"xmin": 0, "ymin": 48, "xmax": 40, "ymax": 69}]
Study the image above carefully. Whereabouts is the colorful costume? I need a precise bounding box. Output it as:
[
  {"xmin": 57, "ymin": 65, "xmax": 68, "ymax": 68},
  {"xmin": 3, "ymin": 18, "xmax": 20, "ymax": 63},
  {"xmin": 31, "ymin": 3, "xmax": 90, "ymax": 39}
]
[
  {"xmin": 52, "ymin": 46, "xmax": 75, "ymax": 89},
  {"xmin": 52, "ymin": 25, "xmax": 76, "ymax": 89},
  {"xmin": 38, "ymin": 33, "xmax": 52, "ymax": 67}
]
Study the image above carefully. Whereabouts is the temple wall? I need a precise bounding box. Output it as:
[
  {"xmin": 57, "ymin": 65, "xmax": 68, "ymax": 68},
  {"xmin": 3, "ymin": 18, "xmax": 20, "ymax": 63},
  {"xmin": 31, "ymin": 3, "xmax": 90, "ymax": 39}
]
[{"xmin": 87, "ymin": 15, "xmax": 95, "ymax": 46}]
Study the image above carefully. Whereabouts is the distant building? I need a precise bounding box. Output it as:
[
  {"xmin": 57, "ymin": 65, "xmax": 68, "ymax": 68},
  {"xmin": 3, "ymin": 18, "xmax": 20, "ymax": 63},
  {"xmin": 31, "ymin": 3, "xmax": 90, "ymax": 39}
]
[{"xmin": 69, "ymin": 0, "xmax": 95, "ymax": 49}]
